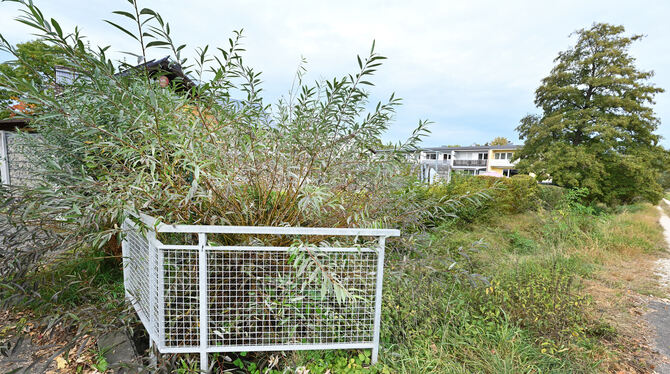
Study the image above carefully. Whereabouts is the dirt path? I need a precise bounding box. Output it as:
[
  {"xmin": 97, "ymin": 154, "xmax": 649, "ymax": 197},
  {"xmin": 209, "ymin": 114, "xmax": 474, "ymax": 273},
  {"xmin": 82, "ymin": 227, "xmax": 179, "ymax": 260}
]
[{"xmin": 647, "ymin": 199, "xmax": 670, "ymax": 373}]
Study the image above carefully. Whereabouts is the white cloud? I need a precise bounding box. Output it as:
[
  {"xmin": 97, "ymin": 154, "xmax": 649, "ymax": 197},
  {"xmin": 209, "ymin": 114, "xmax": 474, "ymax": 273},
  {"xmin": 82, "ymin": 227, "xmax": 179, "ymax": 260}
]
[{"xmin": 1, "ymin": 0, "xmax": 669, "ymax": 146}]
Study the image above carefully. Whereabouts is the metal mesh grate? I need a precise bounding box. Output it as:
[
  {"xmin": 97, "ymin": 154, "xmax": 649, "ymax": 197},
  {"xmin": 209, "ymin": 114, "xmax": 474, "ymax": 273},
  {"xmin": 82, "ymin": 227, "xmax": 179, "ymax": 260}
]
[
  {"xmin": 163, "ymin": 249, "xmax": 200, "ymax": 347},
  {"xmin": 206, "ymin": 249, "xmax": 377, "ymax": 347},
  {"xmin": 122, "ymin": 215, "xmax": 397, "ymax": 368},
  {"xmin": 123, "ymin": 221, "xmax": 151, "ymax": 325}
]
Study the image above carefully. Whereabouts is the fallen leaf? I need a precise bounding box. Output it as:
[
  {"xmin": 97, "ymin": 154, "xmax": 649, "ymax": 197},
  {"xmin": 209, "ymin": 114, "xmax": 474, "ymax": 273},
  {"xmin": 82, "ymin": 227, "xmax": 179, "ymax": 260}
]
[{"xmin": 56, "ymin": 356, "xmax": 67, "ymax": 369}]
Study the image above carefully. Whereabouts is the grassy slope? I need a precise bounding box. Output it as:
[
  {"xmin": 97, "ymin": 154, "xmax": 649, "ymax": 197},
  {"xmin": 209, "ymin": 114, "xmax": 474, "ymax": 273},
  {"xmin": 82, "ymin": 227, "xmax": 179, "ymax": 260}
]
[
  {"xmin": 375, "ymin": 203, "xmax": 665, "ymax": 373},
  {"xmin": 3, "ymin": 203, "xmax": 666, "ymax": 373}
]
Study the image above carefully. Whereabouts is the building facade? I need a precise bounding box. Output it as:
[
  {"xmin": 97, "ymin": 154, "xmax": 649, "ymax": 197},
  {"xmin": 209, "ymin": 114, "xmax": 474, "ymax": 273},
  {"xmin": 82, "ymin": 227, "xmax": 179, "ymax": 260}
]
[{"xmin": 418, "ymin": 144, "xmax": 520, "ymax": 183}]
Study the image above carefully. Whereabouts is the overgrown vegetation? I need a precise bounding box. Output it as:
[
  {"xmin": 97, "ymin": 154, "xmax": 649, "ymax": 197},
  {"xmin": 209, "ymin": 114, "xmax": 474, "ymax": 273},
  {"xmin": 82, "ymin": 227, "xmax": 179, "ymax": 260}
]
[
  {"xmin": 0, "ymin": 1, "xmax": 668, "ymax": 373},
  {"xmin": 375, "ymin": 185, "xmax": 665, "ymax": 373}
]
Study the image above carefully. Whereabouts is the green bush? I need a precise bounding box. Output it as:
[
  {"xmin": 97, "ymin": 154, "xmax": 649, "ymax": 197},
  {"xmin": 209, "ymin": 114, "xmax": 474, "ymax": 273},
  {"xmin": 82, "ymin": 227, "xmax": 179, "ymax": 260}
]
[
  {"xmin": 477, "ymin": 261, "xmax": 594, "ymax": 354},
  {"xmin": 505, "ymin": 230, "xmax": 538, "ymax": 254},
  {"xmin": 425, "ymin": 174, "xmax": 540, "ymax": 224},
  {"xmin": 537, "ymin": 184, "xmax": 566, "ymax": 210},
  {"xmin": 497, "ymin": 175, "xmax": 540, "ymax": 214}
]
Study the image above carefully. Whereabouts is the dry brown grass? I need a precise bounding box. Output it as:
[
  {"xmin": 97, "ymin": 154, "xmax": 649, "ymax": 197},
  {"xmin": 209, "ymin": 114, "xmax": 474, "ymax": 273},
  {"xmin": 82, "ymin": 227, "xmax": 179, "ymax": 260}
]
[{"xmin": 580, "ymin": 204, "xmax": 668, "ymax": 373}]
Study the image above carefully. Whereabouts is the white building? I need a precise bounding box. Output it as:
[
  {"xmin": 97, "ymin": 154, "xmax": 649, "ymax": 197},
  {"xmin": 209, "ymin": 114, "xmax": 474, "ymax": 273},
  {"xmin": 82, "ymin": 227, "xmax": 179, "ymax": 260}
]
[{"xmin": 418, "ymin": 144, "xmax": 521, "ymax": 183}]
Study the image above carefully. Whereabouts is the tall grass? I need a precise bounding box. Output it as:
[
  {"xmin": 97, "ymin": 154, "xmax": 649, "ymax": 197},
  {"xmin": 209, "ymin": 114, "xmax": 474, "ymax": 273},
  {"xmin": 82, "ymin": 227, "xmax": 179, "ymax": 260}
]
[{"xmin": 373, "ymin": 194, "xmax": 664, "ymax": 373}]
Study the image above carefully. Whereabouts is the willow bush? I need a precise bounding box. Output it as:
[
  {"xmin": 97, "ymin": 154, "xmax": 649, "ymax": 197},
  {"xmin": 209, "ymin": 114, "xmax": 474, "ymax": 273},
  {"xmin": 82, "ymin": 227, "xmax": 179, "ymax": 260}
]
[
  {"xmin": 0, "ymin": 0, "xmax": 496, "ymax": 288},
  {"xmin": 1, "ymin": 3, "xmax": 398, "ymax": 244}
]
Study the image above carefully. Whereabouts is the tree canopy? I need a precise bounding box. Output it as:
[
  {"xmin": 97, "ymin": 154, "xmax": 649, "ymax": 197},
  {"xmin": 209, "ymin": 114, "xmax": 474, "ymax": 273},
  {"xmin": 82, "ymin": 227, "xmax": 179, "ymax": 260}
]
[
  {"xmin": 489, "ymin": 137, "xmax": 511, "ymax": 146},
  {"xmin": 515, "ymin": 23, "xmax": 667, "ymax": 205},
  {"xmin": 0, "ymin": 40, "xmax": 67, "ymax": 119}
]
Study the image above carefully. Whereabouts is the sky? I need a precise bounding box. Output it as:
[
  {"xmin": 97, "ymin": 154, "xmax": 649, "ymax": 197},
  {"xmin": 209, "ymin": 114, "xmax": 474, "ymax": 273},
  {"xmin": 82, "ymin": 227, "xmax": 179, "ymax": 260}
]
[{"xmin": 1, "ymin": 1, "xmax": 669, "ymax": 147}]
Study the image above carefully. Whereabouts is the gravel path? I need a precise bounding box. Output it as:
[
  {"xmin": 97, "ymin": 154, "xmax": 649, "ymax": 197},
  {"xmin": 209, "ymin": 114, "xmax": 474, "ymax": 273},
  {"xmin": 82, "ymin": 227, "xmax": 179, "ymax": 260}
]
[{"xmin": 647, "ymin": 200, "xmax": 670, "ymax": 374}]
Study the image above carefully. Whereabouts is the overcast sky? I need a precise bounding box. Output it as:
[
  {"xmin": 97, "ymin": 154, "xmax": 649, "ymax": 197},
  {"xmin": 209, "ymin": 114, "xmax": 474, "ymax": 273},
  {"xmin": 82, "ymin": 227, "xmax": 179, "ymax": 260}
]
[{"xmin": 1, "ymin": 1, "xmax": 669, "ymax": 147}]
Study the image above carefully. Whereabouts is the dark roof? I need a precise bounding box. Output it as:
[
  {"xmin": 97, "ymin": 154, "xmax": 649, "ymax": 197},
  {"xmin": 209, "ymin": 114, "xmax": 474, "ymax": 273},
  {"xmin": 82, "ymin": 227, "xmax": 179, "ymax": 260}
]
[
  {"xmin": 0, "ymin": 117, "xmax": 31, "ymax": 132},
  {"xmin": 116, "ymin": 56, "xmax": 195, "ymax": 93},
  {"xmin": 423, "ymin": 144, "xmax": 521, "ymax": 152}
]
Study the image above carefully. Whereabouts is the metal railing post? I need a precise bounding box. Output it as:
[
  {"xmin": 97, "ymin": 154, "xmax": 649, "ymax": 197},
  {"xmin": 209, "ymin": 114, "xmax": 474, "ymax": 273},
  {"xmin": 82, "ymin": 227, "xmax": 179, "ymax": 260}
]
[
  {"xmin": 121, "ymin": 222, "xmax": 129, "ymax": 299},
  {"xmin": 146, "ymin": 231, "xmax": 159, "ymax": 369},
  {"xmin": 371, "ymin": 236, "xmax": 386, "ymax": 364},
  {"xmin": 158, "ymin": 244, "xmax": 166, "ymax": 349},
  {"xmin": 147, "ymin": 231, "xmax": 158, "ymax": 347},
  {"xmin": 0, "ymin": 131, "xmax": 10, "ymax": 185},
  {"xmin": 198, "ymin": 233, "xmax": 209, "ymax": 372}
]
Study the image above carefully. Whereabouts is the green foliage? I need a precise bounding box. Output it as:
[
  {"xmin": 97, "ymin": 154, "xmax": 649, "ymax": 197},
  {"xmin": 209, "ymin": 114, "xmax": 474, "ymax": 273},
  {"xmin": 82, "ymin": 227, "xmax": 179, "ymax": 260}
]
[
  {"xmin": 479, "ymin": 262, "xmax": 592, "ymax": 346},
  {"xmin": 516, "ymin": 23, "xmax": 667, "ymax": 205},
  {"xmin": 378, "ymin": 236, "xmax": 598, "ymax": 373},
  {"xmin": 559, "ymin": 187, "xmax": 596, "ymax": 215},
  {"xmin": 488, "ymin": 136, "xmax": 511, "ymax": 146},
  {"xmin": 425, "ymin": 174, "xmax": 540, "ymax": 224},
  {"xmin": 0, "ymin": 0, "xmax": 433, "ymax": 278},
  {"xmin": 0, "ymin": 246, "xmax": 125, "ymax": 312},
  {"xmin": 290, "ymin": 350, "xmax": 382, "ymax": 374},
  {"xmin": 505, "ymin": 230, "xmax": 537, "ymax": 254},
  {"xmin": 537, "ymin": 184, "xmax": 566, "ymax": 210},
  {"xmin": 90, "ymin": 349, "xmax": 110, "ymax": 373},
  {"xmin": 0, "ymin": 39, "xmax": 67, "ymax": 118}
]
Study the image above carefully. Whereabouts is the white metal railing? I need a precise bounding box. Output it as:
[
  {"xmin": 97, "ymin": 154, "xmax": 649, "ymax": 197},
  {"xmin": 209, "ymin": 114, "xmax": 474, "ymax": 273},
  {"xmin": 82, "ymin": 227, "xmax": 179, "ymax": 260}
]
[
  {"xmin": 122, "ymin": 213, "xmax": 399, "ymax": 372},
  {"xmin": 0, "ymin": 131, "xmax": 9, "ymax": 185}
]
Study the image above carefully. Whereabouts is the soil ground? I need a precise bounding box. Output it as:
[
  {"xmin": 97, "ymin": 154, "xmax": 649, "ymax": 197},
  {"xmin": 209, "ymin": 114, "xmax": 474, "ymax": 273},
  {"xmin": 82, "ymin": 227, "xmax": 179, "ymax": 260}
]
[{"xmin": 646, "ymin": 201, "xmax": 670, "ymax": 374}]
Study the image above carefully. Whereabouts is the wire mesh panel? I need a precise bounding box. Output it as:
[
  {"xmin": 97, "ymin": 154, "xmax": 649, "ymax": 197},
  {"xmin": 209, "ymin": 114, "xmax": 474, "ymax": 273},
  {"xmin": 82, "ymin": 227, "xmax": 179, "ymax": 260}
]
[
  {"xmin": 122, "ymin": 214, "xmax": 399, "ymax": 370},
  {"xmin": 122, "ymin": 221, "xmax": 151, "ymax": 327},
  {"xmin": 206, "ymin": 248, "xmax": 377, "ymax": 348},
  {"xmin": 163, "ymin": 248, "xmax": 200, "ymax": 347}
]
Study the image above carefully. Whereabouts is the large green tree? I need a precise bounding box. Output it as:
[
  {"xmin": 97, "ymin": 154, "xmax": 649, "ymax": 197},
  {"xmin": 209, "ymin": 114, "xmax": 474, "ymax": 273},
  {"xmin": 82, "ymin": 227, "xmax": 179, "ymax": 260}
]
[
  {"xmin": 516, "ymin": 23, "xmax": 667, "ymax": 205},
  {"xmin": 0, "ymin": 40, "xmax": 67, "ymax": 118}
]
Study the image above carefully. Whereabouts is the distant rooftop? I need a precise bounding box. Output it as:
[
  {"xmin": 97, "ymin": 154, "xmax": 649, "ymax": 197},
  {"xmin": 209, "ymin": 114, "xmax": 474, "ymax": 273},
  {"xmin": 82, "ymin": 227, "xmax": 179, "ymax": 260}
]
[{"xmin": 422, "ymin": 144, "xmax": 521, "ymax": 152}]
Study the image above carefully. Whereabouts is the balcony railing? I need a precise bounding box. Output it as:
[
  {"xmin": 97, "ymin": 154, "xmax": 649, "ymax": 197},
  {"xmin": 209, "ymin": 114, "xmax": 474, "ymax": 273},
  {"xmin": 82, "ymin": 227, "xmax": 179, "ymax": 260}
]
[{"xmin": 453, "ymin": 159, "xmax": 487, "ymax": 167}]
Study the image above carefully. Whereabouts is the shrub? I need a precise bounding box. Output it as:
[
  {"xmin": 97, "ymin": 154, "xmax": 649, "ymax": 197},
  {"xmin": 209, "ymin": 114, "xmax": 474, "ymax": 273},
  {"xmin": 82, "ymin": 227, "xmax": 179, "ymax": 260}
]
[
  {"xmin": 478, "ymin": 261, "xmax": 592, "ymax": 351},
  {"xmin": 537, "ymin": 184, "xmax": 566, "ymax": 210},
  {"xmin": 496, "ymin": 175, "xmax": 540, "ymax": 214},
  {"xmin": 506, "ymin": 230, "xmax": 537, "ymax": 254},
  {"xmin": 0, "ymin": 0, "xmax": 439, "ymax": 277},
  {"xmin": 424, "ymin": 174, "xmax": 540, "ymax": 224}
]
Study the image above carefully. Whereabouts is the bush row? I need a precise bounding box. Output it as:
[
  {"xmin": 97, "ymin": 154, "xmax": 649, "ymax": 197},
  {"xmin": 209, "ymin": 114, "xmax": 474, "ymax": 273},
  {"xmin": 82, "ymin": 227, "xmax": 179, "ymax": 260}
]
[{"xmin": 421, "ymin": 174, "xmax": 562, "ymax": 224}]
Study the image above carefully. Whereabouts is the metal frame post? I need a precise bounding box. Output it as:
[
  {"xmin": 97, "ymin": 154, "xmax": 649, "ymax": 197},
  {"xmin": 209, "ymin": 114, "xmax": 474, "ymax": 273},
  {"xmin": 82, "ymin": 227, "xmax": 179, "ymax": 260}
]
[
  {"xmin": 121, "ymin": 224, "xmax": 129, "ymax": 298},
  {"xmin": 147, "ymin": 232, "xmax": 158, "ymax": 369},
  {"xmin": 158, "ymin": 245, "xmax": 166, "ymax": 348},
  {"xmin": 198, "ymin": 233, "xmax": 209, "ymax": 372},
  {"xmin": 148, "ymin": 232, "xmax": 157, "ymax": 345},
  {"xmin": 0, "ymin": 130, "xmax": 9, "ymax": 185},
  {"xmin": 371, "ymin": 236, "xmax": 386, "ymax": 364}
]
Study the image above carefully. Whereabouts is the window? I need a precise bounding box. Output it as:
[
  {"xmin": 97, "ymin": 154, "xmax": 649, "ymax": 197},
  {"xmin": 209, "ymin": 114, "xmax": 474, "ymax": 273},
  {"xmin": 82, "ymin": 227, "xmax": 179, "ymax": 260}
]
[
  {"xmin": 426, "ymin": 153, "xmax": 436, "ymax": 160},
  {"xmin": 444, "ymin": 154, "xmax": 451, "ymax": 160},
  {"xmin": 496, "ymin": 152, "xmax": 513, "ymax": 160},
  {"xmin": 503, "ymin": 169, "xmax": 519, "ymax": 177},
  {"xmin": 478, "ymin": 153, "xmax": 488, "ymax": 160},
  {"xmin": 456, "ymin": 169, "xmax": 475, "ymax": 175},
  {"xmin": 494, "ymin": 153, "xmax": 501, "ymax": 159}
]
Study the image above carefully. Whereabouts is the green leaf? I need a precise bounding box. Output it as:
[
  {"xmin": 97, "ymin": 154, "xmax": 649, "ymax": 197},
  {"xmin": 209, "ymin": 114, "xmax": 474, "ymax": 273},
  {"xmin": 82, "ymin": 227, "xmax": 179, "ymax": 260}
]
[
  {"xmin": 50, "ymin": 18, "xmax": 62, "ymax": 37},
  {"xmin": 139, "ymin": 8, "xmax": 156, "ymax": 16},
  {"xmin": 111, "ymin": 10, "xmax": 136, "ymax": 21},
  {"xmin": 103, "ymin": 20, "xmax": 138, "ymax": 41},
  {"xmin": 145, "ymin": 40, "xmax": 170, "ymax": 48}
]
